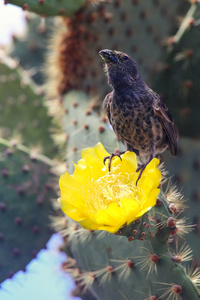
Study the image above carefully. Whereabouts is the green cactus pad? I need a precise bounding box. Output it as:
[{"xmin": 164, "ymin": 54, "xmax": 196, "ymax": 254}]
[
  {"xmin": 52, "ymin": 189, "xmax": 200, "ymax": 300},
  {"xmin": 163, "ymin": 137, "xmax": 200, "ymax": 266},
  {"xmin": 152, "ymin": 3, "xmax": 200, "ymax": 138},
  {"xmin": 6, "ymin": 0, "xmax": 85, "ymax": 17},
  {"xmin": 0, "ymin": 138, "xmax": 56, "ymax": 282},
  {"xmin": 10, "ymin": 14, "xmax": 54, "ymax": 85},
  {"xmin": 62, "ymin": 91, "xmax": 123, "ymax": 173},
  {"xmin": 0, "ymin": 53, "xmax": 57, "ymax": 158},
  {"xmin": 45, "ymin": 0, "xmax": 187, "ymax": 100}
]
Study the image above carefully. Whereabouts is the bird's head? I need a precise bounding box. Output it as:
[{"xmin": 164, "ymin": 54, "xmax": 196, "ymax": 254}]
[{"xmin": 99, "ymin": 49, "xmax": 142, "ymax": 89}]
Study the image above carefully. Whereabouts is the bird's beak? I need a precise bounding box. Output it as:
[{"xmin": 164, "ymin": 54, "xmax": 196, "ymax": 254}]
[{"xmin": 99, "ymin": 49, "xmax": 117, "ymax": 63}]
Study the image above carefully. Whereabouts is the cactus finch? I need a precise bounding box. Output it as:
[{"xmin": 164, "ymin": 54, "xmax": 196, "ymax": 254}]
[{"xmin": 99, "ymin": 49, "xmax": 178, "ymax": 184}]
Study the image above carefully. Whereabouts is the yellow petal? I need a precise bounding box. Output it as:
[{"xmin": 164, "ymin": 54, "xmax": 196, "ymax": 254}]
[
  {"xmin": 74, "ymin": 143, "xmax": 109, "ymax": 181},
  {"xmin": 137, "ymin": 159, "xmax": 161, "ymax": 192},
  {"xmin": 120, "ymin": 198, "xmax": 141, "ymax": 224},
  {"xmin": 95, "ymin": 203, "xmax": 126, "ymax": 233},
  {"xmin": 96, "ymin": 203, "xmax": 122, "ymax": 224},
  {"xmin": 136, "ymin": 189, "xmax": 160, "ymax": 219},
  {"xmin": 81, "ymin": 142, "xmax": 109, "ymax": 166},
  {"xmin": 59, "ymin": 173, "xmax": 80, "ymax": 194},
  {"xmin": 59, "ymin": 199, "xmax": 83, "ymax": 220},
  {"xmin": 110, "ymin": 151, "xmax": 138, "ymax": 176},
  {"xmin": 79, "ymin": 218, "xmax": 100, "ymax": 231}
]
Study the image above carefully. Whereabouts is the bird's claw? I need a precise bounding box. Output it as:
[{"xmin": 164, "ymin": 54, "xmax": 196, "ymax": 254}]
[
  {"xmin": 136, "ymin": 164, "xmax": 147, "ymax": 186},
  {"xmin": 136, "ymin": 153, "xmax": 155, "ymax": 185},
  {"xmin": 136, "ymin": 164, "xmax": 144, "ymax": 172},
  {"xmin": 103, "ymin": 152, "xmax": 124, "ymax": 172}
]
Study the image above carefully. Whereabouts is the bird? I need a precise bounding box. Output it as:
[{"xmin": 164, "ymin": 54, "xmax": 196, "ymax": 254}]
[{"xmin": 99, "ymin": 49, "xmax": 179, "ymax": 184}]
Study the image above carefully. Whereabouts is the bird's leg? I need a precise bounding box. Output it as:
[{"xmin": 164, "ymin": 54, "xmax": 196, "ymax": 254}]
[
  {"xmin": 103, "ymin": 151, "xmax": 125, "ymax": 172},
  {"xmin": 136, "ymin": 163, "xmax": 149, "ymax": 186},
  {"xmin": 136, "ymin": 146, "xmax": 155, "ymax": 186}
]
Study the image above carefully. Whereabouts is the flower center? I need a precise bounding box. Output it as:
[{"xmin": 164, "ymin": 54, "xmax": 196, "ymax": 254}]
[{"xmin": 81, "ymin": 171, "xmax": 141, "ymax": 214}]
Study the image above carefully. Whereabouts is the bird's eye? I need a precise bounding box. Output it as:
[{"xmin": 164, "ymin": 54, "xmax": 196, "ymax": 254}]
[{"xmin": 123, "ymin": 56, "xmax": 129, "ymax": 60}]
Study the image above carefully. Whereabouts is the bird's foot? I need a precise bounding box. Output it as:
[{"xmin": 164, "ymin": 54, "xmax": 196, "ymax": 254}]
[
  {"xmin": 136, "ymin": 150, "xmax": 155, "ymax": 186},
  {"xmin": 103, "ymin": 151, "xmax": 125, "ymax": 172},
  {"xmin": 136, "ymin": 163, "xmax": 148, "ymax": 186}
]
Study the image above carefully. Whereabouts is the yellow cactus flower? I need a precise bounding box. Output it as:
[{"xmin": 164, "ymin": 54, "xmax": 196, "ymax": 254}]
[{"xmin": 59, "ymin": 143, "xmax": 161, "ymax": 233}]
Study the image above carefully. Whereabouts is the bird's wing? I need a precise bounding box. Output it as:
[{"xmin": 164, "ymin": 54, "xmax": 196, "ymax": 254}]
[
  {"xmin": 153, "ymin": 98, "xmax": 179, "ymax": 156},
  {"xmin": 103, "ymin": 92, "xmax": 113, "ymax": 125}
]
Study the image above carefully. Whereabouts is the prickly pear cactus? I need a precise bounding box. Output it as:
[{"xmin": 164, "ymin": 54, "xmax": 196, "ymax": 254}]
[
  {"xmin": 0, "ymin": 51, "xmax": 57, "ymax": 158},
  {"xmin": 51, "ymin": 80, "xmax": 200, "ymax": 300},
  {"xmin": 2, "ymin": 0, "xmax": 200, "ymax": 299},
  {"xmin": 162, "ymin": 137, "xmax": 200, "ymax": 266},
  {"xmin": 153, "ymin": 2, "xmax": 200, "ymax": 138},
  {"xmin": 10, "ymin": 13, "xmax": 54, "ymax": 85},
  {"xmin": 6, "ymin": 0, "xmax": 85, "ymax": 17},
  {"xmin": 61, "ymin": 91, "xmax": 122, "ymax": 172},
  {"xmin": 52, "ymin": 85, "xmax": 200, "ymax": 298},
  {"xmin": 152, "ymin": 1, "xmax": 200, "ymax": 262},
  {"xmin": 0, "ymin": 138, "xmax": 56, "ymax": 282},
  {"xmin": 53, "ymin": 183, "xmax": 200, "ymax": 300},
  {"xmin": 45, "ymin": 0, "xmax": 188, "ymax": 100}
]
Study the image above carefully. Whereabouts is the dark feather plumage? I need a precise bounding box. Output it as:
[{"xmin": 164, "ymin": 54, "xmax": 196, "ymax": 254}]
[
  {"xmin": 153, "ymin": 97, "xmax": 179, "ymax": 156},
  {"xmin": 99, "ymin": 49, "xmax": 178, "ymax": 167}
]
